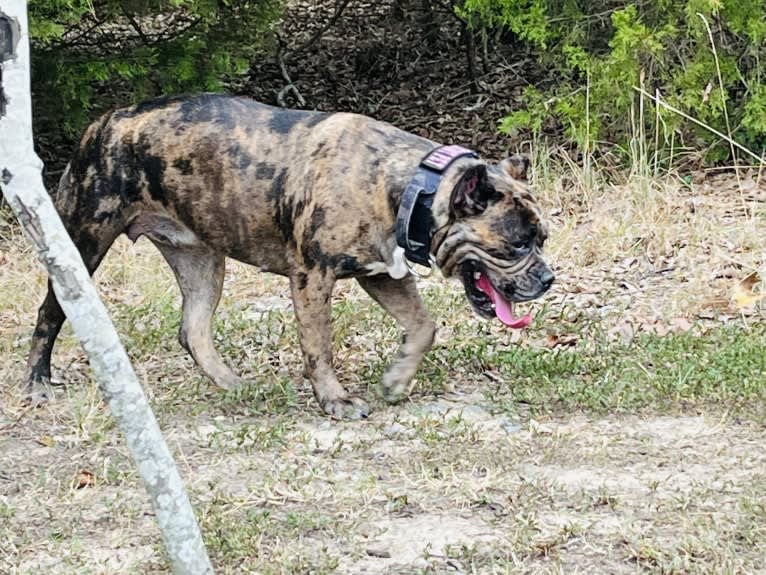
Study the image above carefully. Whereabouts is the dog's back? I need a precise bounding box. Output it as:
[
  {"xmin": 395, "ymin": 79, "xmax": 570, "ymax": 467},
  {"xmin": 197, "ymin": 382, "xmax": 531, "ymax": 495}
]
[{"xmin": 55, "ymin": 93, "xmax": 431, "ymax": 271}]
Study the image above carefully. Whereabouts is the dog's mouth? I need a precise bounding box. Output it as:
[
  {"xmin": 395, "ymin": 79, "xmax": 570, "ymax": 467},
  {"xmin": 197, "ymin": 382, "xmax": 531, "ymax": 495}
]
[{"xmin": 460, "ymin": 261, "xmax": 533, "ymax": 329}]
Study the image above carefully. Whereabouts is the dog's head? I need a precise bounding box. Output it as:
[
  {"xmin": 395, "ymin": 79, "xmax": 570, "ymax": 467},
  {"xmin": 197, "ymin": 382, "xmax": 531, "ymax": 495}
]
[{"xmin": 431, "ymin": 154, "xmax": 553, "ymax": 328}]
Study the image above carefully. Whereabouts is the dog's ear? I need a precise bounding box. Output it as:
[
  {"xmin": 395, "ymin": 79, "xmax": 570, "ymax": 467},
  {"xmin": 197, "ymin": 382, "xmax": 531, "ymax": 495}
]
[
  {"xmin": 451, "ymin": 164, "xmax": 494, "ymax": 216},
  {"xmin": 500, "ymin": 154, "xmax": 530, "ymax": 181}
]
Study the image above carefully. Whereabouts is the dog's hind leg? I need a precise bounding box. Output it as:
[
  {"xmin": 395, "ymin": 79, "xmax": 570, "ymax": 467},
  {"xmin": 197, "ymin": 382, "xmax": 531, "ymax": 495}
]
[
  {"xmin": 26, "ymin": 229, "xmax": 123, "ymax": 403},
  {"xmin": 154, "ymin": 244, "xmax": 242, "ymax": 391},
  {"xmin": 356, "ymin": 274, "xmax": 437, "ymax": 403},
  {"xmin": 26, "ymin": 285, "xmax": 67, "ymax": 403}
]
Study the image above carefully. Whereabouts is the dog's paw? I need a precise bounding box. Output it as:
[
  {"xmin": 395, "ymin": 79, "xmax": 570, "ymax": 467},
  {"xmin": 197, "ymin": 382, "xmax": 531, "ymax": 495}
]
[
  {"xmin": 379, "ymin": 386, "xmax": 409, "ymax": 405},
  {"xmin": 322, "ymin": 396, "xmax": 370, "ymax": 420},
  {"xmin": 379, "ymin": 374, "xmax": 412, "ymax": 405},
  {"xmin": 212, "ymin": 373, "xmax": 244, "ymax": 391},
  {"xmin": 23, "ymin": 378, "xmax": 54, "ymax": 407}
]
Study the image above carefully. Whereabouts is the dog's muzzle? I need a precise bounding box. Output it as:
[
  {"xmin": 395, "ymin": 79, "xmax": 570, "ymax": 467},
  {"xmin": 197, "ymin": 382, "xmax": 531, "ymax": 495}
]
[{"xmin": 460, "ymin": 259, "xmax": 554, "ymax": 328}]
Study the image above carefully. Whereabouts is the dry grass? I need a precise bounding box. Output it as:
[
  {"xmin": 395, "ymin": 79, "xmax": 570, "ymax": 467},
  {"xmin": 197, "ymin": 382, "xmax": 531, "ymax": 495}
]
[
  {"xmin": 534, "ymin": 150, "xmax": 765, "ymax": 325},
  {"xmin": 1, "ymin": 161, "xmax": 766, "ymax": 574}
]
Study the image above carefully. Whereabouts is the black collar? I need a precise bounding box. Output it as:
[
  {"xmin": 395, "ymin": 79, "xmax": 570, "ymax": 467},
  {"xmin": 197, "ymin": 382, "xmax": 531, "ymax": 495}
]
[{"xmin": 395, "ymin": 145, "xmax": 478, "ymax": 267}]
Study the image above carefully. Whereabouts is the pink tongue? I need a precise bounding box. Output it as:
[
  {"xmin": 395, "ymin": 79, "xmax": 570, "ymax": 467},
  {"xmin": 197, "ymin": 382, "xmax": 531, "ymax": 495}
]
[{"xmin": 476, "ymin": 273, "xmax": 533, "ymax": 329}]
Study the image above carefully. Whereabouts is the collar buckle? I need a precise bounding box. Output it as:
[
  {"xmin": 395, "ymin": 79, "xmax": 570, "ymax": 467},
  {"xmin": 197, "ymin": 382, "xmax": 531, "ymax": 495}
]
[{"xmin": 404, "ymin": 254, "xmax": 436, "ymax": 278}]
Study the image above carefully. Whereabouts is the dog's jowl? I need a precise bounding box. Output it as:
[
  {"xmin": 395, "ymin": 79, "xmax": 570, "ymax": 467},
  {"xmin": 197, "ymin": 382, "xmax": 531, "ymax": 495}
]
[{"xmin": 26, "ymin": 93, "xmax": 554, "ymax": 419}]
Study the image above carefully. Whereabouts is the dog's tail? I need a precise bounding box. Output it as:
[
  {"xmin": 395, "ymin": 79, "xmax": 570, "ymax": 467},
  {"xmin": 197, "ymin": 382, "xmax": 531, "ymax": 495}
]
[{"xmin": 53, "ymin": 162, "xmax": 74, "ymax": 211}]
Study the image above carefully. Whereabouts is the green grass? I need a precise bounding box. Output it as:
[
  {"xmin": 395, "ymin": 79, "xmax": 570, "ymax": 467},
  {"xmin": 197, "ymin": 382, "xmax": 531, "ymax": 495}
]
[
  {"xmin": 206, "ymin": 417, "xmax": 297, "ymax": 453},
  {"xmin": 199, "ymin": 497, "xmax": 344, "ymax": 574},
  {"xmin": 104, "ymin": 280, "xmax": 766, "ymax": 418},
  {"xmin": 483, "ymin": 324, "xmax": 766, "ymax": 414}
]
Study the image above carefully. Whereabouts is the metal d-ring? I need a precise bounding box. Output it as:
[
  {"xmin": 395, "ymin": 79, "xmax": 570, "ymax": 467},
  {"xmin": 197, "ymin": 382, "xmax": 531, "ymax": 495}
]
[{"xmin": 405, "ymin": 255, "xmax": 436, "ymax": 278}]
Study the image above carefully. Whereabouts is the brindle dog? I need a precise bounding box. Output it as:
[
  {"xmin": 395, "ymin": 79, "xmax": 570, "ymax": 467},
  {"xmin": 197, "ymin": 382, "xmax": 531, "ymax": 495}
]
[{"xmin": 26, "ymin": 93, "xmax": 554, "ymax": 419}]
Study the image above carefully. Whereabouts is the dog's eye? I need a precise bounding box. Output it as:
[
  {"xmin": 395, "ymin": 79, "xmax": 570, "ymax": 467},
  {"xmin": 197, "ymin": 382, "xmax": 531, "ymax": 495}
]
[{"xmin": 511, "ymin": 239, "xmax": 530, "ymax": 252}]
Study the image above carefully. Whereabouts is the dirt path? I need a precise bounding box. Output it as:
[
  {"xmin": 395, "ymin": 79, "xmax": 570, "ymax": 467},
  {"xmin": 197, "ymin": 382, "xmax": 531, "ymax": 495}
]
[{"xmin": 2, "ymin": 387, "xmax": 765, "ymax": 574}]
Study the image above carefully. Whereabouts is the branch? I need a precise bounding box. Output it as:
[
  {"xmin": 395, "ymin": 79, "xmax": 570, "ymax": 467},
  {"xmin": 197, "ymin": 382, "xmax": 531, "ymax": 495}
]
[
  {"xmin": 124, "ymin": 10, "xmax": 151, "ymax": 47},
  {"xmin": 433, "ymin": 0, "xmax": 467, "ymax": 25},
  {"xmin": 462, "ymin": 21, "xmax": 479, "ymax": 94},
  {"xmin": 288, "ymin": 0, "xmax": 353, "ymax": 59},
  {"xmin": 275, "ymin": 33, "xmax": 305, "ymax": 107},
  {"xmin": 272, "ymin": 0, "xmax": 352, "ymax": 107}
]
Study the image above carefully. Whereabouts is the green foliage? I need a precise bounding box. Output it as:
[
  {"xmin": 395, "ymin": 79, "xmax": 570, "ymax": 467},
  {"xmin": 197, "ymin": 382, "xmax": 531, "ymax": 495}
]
[
  {"xmin": 462, "ymin": 0, "xmax": 766, "ymax": 163},
  {"xmin": 29, "ymin": 0, "xmax": 283, "ymax": 135},
  {"xmin": 487, "ymin": 323, "xmax": 766, "ymax": 414},
  {"xmin": 458, "ymin": 0, "xmax": 549, "ymax": 47},
  {"xmin": 742, "ymin": 84, "xmax": 766, "ymax": 138}
]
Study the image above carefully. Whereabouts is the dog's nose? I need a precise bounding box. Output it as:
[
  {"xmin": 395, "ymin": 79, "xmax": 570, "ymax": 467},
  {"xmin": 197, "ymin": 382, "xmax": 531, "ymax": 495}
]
[{"xmin": 540, "ymin": 270, "xmax": 555, "ymax": 290}]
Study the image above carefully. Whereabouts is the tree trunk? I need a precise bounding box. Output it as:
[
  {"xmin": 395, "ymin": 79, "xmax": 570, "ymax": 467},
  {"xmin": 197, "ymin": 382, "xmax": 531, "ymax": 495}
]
[
  {"xmin": 462, "ymin": 22, "xmax": 479, "ymax": 94},
  {"xmin": 419, "ymin": 0, "xmax": 439, "ymax": 50},
  {"xmin": 0, "ymin": 2, "xmax": 213, "ymax": 573}
]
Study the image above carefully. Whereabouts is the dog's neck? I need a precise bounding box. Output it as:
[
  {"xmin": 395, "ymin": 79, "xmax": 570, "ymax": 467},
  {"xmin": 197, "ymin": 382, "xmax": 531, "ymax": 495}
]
[{"xmin": 393, "ymin": 146, "xmax": 478, "ymax": 267}]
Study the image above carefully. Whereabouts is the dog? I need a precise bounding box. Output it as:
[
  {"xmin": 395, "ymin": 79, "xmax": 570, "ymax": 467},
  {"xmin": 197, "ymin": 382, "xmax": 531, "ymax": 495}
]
[{"xmin": 25, "ymin": 93, "xmax": 554, "ymax": 419}]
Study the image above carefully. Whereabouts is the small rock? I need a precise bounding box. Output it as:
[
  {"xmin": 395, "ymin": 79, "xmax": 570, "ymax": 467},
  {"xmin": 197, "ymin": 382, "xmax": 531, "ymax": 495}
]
[
  {"xmin": 500, "ymin": 420, "xmax": 522, "ymax": 434},
  {"xmin": 365, "ymin": 547, "xmax": 392, "ymax": 558},
  {"xmin": 383, "ymin": 423, "xmax": 407, "ymax": 436}
]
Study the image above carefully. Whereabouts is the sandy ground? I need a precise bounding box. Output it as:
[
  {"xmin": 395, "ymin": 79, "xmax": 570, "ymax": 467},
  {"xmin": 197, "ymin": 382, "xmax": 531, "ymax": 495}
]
[{"xmin": 1, "ymin": 167, "xmax": 765, "ymax": 573}]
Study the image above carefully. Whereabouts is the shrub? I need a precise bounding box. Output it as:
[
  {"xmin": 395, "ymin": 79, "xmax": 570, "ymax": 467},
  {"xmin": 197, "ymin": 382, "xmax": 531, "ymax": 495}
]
[
  {"xmin": 29, "ymin": 0, "xmax": 283, "ymax": 137},
  {"xmin": 460, "ymin": 0, "xmax": 766, "ymax": 164}
]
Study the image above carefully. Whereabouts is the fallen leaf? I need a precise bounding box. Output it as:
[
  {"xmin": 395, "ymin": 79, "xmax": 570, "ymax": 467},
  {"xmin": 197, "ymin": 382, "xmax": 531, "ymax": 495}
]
[
  {"xmin": 545, "ymin": 334, "xmax": 578, "ymax": 348},
  {"xmin": 544, "ymin": 334, "xmax": 557, "ymax": 347},
  {"xmin": 38, "ymin": 435, "xmax": 56, "ymax": 448},
  {"xmin": 670, "ymin": 318, "xmax": 693, "ymax": 333},
  {"xmin": 74, "ymin": 469, "xmax": 96, "ymax": 489},
  {"xmin": 732, "ymin": 272, "xmax": 763, "ymax": 308},
  {"xmin": 529, "ymin": 419, "xmax": 553, "ymax": 435},
  {"xmin": 739, "ymin": 271, "xmax": 759, "ymax": 291}
]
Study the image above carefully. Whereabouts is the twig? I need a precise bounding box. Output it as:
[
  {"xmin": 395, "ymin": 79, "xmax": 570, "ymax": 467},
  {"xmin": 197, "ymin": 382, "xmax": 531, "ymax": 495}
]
[
  {"xmin": 0, "ymin": 405, "xmax": 32, "ymax": 433},
  {"xmin": 697, "ymin": 12, "xmax": 748, "ymax": 211},
  {"xmin": 273, "ymin": 0, "xmax": 352, "ymax": 107},
  {"xmin": 124, "ymin": 11, "xmax": 151, "ymax": 47},
  {"xmin": 432, "ymin": 0, "xmax": 467, "ymax": 25},
  {"xmin": 632, "ymin": 87, "xmax": 765, "ymax": 165},
  {"xmin": 369, "ymin": 90, "xmax": 391, "ymax": 114},
  {"xmin": 275, "ymin": 35, "xmax": 305, "ymax": 107},
  {"xmin": 288, "ymin": 0, "xmax": 353, "ymax": 59},
  {"xmin": 462, "ymin": 94, "xmax": 487, "ymax": 112}
]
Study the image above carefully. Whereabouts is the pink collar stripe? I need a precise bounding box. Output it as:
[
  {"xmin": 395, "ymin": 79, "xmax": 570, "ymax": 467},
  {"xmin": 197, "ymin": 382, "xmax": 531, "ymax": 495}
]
[{"xmin": 421, "ymin": 145, "xmax": 476, "ymax": 171}]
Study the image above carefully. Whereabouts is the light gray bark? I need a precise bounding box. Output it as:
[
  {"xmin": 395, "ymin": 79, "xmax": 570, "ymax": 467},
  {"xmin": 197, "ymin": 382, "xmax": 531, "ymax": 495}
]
[{"xmin": 0, "ymin": 2, "xmax": 213, "ymax": 573}]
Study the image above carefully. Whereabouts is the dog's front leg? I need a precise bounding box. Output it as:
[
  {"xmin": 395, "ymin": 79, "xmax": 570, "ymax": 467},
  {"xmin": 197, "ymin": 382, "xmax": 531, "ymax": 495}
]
[
  {"xmin": 289, "ymin": 269, "xmax": 370, "ymax": 419},
  {"xmin": 357, "ymin": 274, "xmax": 437, "ymax": 403}
]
